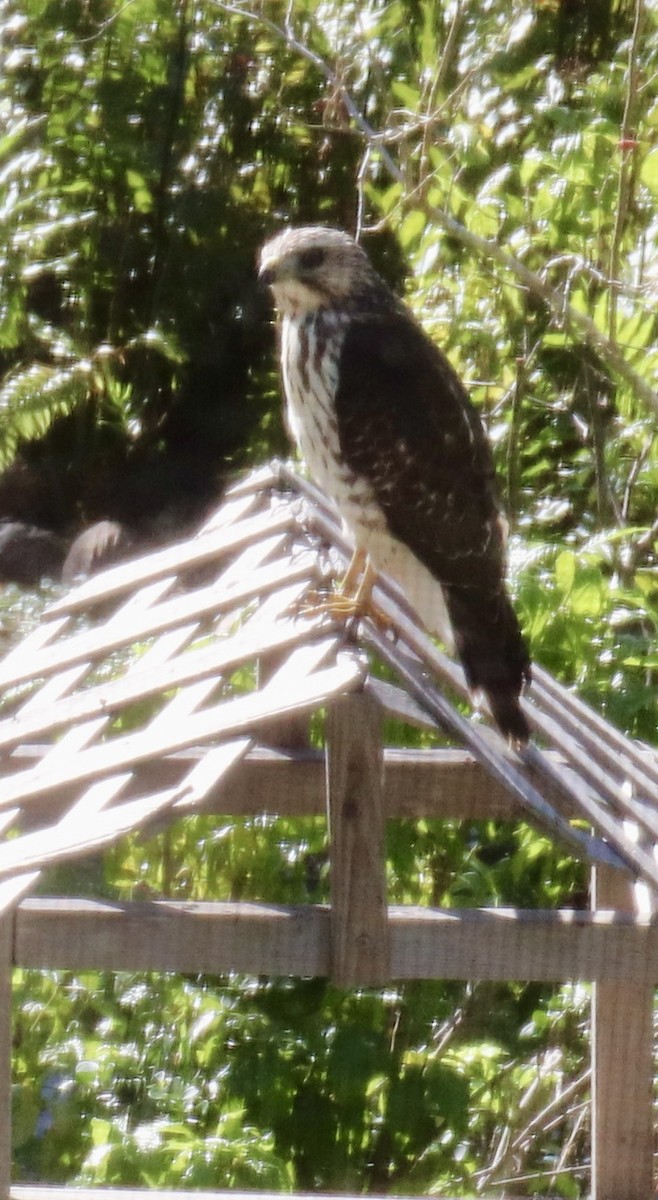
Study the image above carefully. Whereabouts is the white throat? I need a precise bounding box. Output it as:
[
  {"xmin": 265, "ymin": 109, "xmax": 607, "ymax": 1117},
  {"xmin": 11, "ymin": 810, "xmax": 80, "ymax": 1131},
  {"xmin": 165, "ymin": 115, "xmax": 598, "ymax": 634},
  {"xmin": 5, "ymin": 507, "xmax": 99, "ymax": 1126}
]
[{"xmin": 271, "ymin": 279, "xmax": 324, "ymax": 318}]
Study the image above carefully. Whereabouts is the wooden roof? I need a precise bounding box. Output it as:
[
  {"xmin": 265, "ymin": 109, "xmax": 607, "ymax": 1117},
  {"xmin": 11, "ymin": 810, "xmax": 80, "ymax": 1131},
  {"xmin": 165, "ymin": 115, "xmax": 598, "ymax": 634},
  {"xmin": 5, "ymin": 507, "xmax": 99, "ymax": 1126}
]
[{"xmin": 0, "ymin": 458, "xmax": 656, "ymax": 909}]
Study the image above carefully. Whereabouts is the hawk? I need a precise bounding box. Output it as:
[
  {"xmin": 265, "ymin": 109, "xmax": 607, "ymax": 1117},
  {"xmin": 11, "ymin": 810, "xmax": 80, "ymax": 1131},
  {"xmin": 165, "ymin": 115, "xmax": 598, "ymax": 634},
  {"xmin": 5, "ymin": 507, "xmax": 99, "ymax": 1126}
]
[{"xmin": 259, "ymin": 226, "xmax": 531, "ymax": 744}]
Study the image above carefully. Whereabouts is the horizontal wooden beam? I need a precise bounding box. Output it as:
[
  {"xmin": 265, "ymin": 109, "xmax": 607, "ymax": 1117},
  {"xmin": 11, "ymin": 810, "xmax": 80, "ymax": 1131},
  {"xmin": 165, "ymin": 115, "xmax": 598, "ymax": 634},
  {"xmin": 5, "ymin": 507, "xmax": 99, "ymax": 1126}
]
[
  {"xmin": 226, "ymin": 747, "xmax": 521, "ymax": 820},
  {"xmin": 14, "ymin": 898, "xmax": 658, "ymax": 984},
  {"xmin": 10, "ymin": 1189, "xmax": 469, "ymax": 1200},
  {"xmin": 11, "ymin": 747, "xmax": 531, "ymax": 830}
]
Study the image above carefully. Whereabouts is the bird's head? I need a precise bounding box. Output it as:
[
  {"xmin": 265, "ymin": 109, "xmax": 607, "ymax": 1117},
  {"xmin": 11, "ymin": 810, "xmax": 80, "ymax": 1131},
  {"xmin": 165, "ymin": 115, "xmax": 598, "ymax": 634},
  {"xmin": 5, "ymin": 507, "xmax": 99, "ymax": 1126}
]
[{"xmin": 258, "ymin": 226, "xmax": 379, "ymax": 317}]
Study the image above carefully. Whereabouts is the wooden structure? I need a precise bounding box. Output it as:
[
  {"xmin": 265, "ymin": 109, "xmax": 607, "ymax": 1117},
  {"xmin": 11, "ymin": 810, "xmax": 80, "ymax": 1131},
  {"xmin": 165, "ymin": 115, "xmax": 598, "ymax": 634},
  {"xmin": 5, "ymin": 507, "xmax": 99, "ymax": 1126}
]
[{"xmin": 0, "ymin": 460, "xmax": 656, "ymax": 1199}]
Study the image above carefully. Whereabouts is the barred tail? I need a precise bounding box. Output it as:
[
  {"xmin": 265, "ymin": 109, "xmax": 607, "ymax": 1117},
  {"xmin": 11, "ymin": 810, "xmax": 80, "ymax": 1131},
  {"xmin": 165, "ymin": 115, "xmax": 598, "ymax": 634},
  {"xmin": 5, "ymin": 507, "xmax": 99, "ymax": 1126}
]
[{"xmin": 443, "ymin": 584, "xmax": 531, "ymax": 746}]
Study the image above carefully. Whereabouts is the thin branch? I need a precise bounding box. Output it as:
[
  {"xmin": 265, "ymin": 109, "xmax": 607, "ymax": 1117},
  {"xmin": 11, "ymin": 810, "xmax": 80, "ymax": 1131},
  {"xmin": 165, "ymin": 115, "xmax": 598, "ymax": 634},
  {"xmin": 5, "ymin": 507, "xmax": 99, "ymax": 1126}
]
[
  {"xmin": 620, "ymin": 511, "xmax": 658, "ymax": 579},
  {"xmin": 510, "ymin": 1068, "xmax": 590, "ymax": 1154},
  {"xmin": 476, "ymin": 1064, "xmax": 590, "ymax": 1190},
  {"xmin": 419, "ymin": 3, "xmax": 464, "ymax": 181},
  {"xmin": 622, "ymin": 440, "xmax": 652, "ymax": 521},
  {"xmin": 213, "ymin": 0, "xmax": 658, "ymax": 420},
  {"xmin": 550, "ymin": 1101, "xmax": 589, "ymax": 1181},
  {"xmin": 608, "ymin": 0, "xmax": 645, "ymax": 343}
]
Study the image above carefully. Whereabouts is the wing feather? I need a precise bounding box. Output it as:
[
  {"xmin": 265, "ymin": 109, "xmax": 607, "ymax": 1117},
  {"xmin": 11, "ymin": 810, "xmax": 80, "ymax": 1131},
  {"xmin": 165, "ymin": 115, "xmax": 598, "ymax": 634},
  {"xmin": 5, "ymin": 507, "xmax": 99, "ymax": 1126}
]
[
  {"xmin": 335, "ymin": 312, "xmax": 504, "ymax": 587},
  {"xmin": 335, "ymin": 312, "xmax": 531, "ymax": 744}
]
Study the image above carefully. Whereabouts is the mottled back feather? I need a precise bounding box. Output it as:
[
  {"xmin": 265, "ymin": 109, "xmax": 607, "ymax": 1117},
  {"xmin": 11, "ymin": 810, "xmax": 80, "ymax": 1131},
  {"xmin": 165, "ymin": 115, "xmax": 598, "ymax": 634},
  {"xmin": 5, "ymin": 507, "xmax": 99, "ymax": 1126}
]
[{"xmin": 335, "ymin": 312, "xmax": 531, "ymax": 743}]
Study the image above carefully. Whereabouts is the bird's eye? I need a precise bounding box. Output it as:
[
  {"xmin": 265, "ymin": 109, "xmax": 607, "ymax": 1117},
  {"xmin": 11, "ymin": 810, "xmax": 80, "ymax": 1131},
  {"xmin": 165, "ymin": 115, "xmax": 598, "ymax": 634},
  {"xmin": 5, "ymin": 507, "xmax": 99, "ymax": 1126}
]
[{"xmin": 298, "ymin": 247, "xmax": 326, "ymax": 271}]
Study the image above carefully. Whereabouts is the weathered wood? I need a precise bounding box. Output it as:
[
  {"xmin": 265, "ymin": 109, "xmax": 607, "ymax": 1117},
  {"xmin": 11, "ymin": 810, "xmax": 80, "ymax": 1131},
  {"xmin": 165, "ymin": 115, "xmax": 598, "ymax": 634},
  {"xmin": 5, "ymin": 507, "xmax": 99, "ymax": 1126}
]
[
  {"xmin": 15, "ymin": 898, "xmax": 331, "ymax": 976},
  {"xmin": 532, "ymin": 661, "xmax": 658, "ymax": 796},
  {"xmin": 0, "ymin": 775, "xmax": 132, "ymax": 915},
  {"xmin": 524, "ymin": 710, "xmax": 658, "ymax": 841},
  {"xmin": 255, "ymin": 594, "xmax": 321, "ymax": 751},
  {"xmin": 46, "ymin": 502, "xmax": 294, "ymax": 616},
  {"xmin": 0, "ymin": 643, "xmax": 361, "ymax": 811},
  {"xmin": 196, "ymin": 483, "xmax": 264, "ymax": 527},
  {"xmin": 0, "ymin": 586, "xmax": 312, "ymax": 756},
  {"xmin": 523, "ymin": 740, "xmax": 658, "ymax": 885},
  {"xmin": 363, "ymin": 622, "xmax": 629, "ymax": 876},
  {"xmin": 0, "ymin": 909, "xmax": 11, "ymax": 1200},
  {"xmin": 0, "ymin": 742, "xmax": 250, "ymax": 892},
  {"xmin": 14, "ymin": 898, "xmax": 658, "ymax": 983},
  {"xmin": 256, "ymin": 636, "xmax": 313, "ymax": 751},
  {"xmin": 326, "ymin": 694, "xmax": 389, "ymax": 986},
  {"xmin": 4, "ymin": 746, "xmax": 527, "ymax": 835},
  {"xmin": 218, "ymin": 458, "xmax": 283, "ymax": 501},
  {"xmin": 238, "ymin": 745, "xmax": 526, "ymax": 821},
  {"xmin": 365, "ymin": 676, "xmax": 439, "ymax": 732},
  {"xmin": 591, "ymin": 866, "xmax": 655, "ymax": 1200},
  {"xmin": 10, "ymin": 1188, "xmax": 470, "ymax": 1200},
  {"xmin": 0, "ymin": 552, "xmax": 318, "ymax": 692}
]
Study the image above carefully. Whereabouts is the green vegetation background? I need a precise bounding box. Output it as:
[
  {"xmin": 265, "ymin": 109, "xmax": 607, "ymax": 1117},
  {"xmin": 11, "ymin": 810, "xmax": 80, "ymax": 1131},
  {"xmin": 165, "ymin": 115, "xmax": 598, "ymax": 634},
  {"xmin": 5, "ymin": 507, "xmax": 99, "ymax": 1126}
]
[{"xmin": 3, "ymin": 0, "xmax": 658, "ymax": 1192}]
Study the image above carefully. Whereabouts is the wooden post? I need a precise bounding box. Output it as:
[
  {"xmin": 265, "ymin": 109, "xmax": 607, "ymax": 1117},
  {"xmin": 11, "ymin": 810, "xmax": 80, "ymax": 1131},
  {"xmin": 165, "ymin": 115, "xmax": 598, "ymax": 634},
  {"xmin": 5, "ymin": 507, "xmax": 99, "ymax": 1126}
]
[
  {"xmin": 0, "ymin": 910, "xmax": 12, "ymax": 1200},
  {"xmin": 591, "ymin": 865, "xmax": 655, "ymax": 1200},
  {"xmin": 256, "ymin": 653, "xmax": 310, "ymax": 751},
  {"xmin": 325, "ymin": 693, "xmax": 389, "ymax": 987}
]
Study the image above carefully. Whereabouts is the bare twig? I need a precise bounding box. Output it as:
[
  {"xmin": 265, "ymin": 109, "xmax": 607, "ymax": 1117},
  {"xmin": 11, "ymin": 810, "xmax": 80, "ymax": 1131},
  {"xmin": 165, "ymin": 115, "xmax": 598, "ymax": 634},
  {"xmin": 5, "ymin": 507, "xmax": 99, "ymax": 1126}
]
[
  {"xmin": 418, "ymin": 3, "xmax": 464, "ymax": 180},
  {"xmin": 620, "ymin": 510, "xmax": 658, "ymax": 578},
  {"xmin": 551, "ymin": 1100, "xmax": 589, "ymax": 1179},
  {"xmin": 213, "ymin": 0, "xmax": 658, "ymax": 419},
  {"xmin": 608, "ymin": 0, "xmax": 645, "ymax": 342},
  {"xmin": 476, "ymin": 1063, "xmax": 590, "ymax": 1190}
]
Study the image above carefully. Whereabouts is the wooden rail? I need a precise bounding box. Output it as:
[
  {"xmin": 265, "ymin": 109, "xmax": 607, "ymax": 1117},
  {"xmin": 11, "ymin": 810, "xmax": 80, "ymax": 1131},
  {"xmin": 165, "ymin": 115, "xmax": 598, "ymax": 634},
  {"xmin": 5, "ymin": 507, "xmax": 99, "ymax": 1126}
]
[
  {"xmin": 1, "ymin": 706, "xmax": 656, "ymax": 1197},
  {"xmin": 9, "ymin": 1191, "xmax": 468, "ymax": 1200},
  {"xmin": 0, "ymin": 461, "xmax": 656, "ymax": 1198},
  {"xmin": 10, "ymin": 897, "xmax": 658, "ymax": 983}
]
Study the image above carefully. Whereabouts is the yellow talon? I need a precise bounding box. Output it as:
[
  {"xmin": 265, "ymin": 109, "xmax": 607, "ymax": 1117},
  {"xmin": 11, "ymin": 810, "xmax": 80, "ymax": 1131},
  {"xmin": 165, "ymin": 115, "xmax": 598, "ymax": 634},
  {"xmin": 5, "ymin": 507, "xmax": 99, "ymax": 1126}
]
[{"xmin": 295, "ymin": 550, "xmax": 392, "ymax": 630}]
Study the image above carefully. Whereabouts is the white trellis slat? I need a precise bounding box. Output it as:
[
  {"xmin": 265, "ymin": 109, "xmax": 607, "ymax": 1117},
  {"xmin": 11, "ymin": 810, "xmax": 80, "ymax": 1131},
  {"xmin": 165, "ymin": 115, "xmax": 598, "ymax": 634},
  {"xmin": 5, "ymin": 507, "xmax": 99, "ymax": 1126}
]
[
  {"xmin": 0, "ymin": 606, "xmax": 272, "ymax": 753},
  {"xmin": 0, "ymin": 461, "xmax": 655, "ymax": 1199},
  {"xmin": 0, "ymin": 744, "xmax": 250, "ymax": 889},
  {"xmin": 46, "ymin": 500, "xmax": 294, "ymax": 616},
  {"xmin": 0, "ymin": 643, "xmax": 361, "ymax": 811},
  {"xmin": 0, "ymin": 552, "xmax": 317, "ymax": 691}
]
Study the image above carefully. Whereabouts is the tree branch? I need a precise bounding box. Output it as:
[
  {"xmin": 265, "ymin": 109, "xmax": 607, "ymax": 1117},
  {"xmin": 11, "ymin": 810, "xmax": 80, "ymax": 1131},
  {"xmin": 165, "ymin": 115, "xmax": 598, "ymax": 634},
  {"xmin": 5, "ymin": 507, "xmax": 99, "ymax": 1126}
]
[
  {"xmin": 213, "ymin": 0, "xmax": 658, "ymax": 419},
  {"xmin": 608, "ymin": 0, "xmax": 645, "ymax": 342}
]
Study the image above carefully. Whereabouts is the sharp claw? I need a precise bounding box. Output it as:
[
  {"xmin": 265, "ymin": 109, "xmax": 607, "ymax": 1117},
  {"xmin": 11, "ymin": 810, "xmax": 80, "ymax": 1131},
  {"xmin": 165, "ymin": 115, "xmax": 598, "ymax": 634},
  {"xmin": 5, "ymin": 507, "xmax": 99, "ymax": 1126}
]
[
  {"xmin": 288, "ymin": 553, "xmax": 393, "ymax": 633},
  {"xmin": 293, "ymin": 587, "xmax": 394, "ymax": 633}
]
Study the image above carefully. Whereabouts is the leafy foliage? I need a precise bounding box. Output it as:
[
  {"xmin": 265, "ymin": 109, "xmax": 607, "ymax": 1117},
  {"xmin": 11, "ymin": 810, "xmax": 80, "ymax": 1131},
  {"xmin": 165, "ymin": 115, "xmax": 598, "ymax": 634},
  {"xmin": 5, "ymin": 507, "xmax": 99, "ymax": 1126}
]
[
  {"xmin": 0, "ymin": 0, "xmax": 363, "ymax": 526},
  {"xmin": 6, "ymin": 0, "xmax": 658, "ymax": 1194},
  {"xmin": 15, "ymin": 808, "xmax": 587, "ymax": 1192}
]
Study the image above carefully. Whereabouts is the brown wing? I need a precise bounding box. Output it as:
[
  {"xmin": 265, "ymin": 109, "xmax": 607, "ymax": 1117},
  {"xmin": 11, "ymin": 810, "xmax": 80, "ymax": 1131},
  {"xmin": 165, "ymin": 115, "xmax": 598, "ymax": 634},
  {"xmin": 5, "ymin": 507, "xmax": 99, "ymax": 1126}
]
[{"xmin": 335, "ymin": 311, "xmax": 531, "ymax": 743}]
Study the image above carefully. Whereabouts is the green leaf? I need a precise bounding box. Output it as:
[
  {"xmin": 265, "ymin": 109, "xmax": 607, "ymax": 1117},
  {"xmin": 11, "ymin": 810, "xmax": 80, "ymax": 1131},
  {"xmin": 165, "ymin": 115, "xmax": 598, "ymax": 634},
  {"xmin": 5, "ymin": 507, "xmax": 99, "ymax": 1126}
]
[
  {"xmin": 555, "ymin": 550, "xmax": 576, "ymax": 593},
  {"xmin": 399, "ymin": 208, "xmax": 427, "ymax": 248},
  {"xmin": 640, "ymin": 147, "xmax": 658, "ymax": 195}
]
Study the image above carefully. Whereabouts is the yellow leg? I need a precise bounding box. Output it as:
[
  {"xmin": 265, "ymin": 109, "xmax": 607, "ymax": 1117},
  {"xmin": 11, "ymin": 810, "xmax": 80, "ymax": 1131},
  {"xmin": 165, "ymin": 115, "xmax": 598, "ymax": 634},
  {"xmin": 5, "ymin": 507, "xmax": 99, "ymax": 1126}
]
[
  {"xmin": 298, "ymin": 551, "xmax": 384, "ymax": 624},
  {"xmin": 341, "ymin": 547, "xmax": 367, "ymax": 598},
  {"xmin": 351, "ymin": 557, "xmax": 378, "ymax": 610}
]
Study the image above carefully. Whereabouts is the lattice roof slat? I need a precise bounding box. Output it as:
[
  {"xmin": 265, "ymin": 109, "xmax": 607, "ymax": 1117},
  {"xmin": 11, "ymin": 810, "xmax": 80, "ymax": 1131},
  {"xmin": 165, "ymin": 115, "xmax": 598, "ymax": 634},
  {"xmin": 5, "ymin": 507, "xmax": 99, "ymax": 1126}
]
[
  {"xmin": 0, "ymin": 553, "xmax": 317, "ymax": 691},
  {"xmin": 0, "ymin": 476, "xmax": 356, "ymax": 914},
  {"xmin": 271, "ymin": 461, "xmax": 658, "ymax": 880},
  {"xmin": 363, "ymin": 585, "xmax": 658, "ymax": 868},
  {"xmin": 0, "ymin": 458, "xmax": 656, "ymax": 910},
  {"xmin": 363, "ymin": 618, "xmax": 627, "ymax": 873},
  {"xmin": 45, "ymin": 488, "xmax": 289, "ymax": 617},
  {"xmin": 0, "ymin": 743, "xmax": 250, "ymax": 883},
  {"xmin": 0, "ymin": 636, "xmax": 360, "ymax": 812},
  {"xmin": 532, "ymin": 661, "xmax": 658, "ymax": 796}
]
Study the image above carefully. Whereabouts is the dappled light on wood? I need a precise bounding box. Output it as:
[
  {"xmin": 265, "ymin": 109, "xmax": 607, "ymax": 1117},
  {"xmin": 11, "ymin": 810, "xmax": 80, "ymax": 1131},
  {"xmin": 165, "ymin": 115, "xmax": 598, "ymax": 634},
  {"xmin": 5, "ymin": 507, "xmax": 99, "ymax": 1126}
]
[{"xmin": 0, "ymin": 463, "xmax": 655, "ymax": 1194}]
